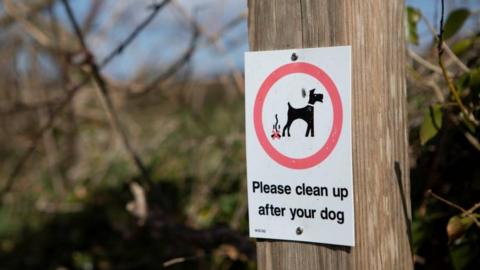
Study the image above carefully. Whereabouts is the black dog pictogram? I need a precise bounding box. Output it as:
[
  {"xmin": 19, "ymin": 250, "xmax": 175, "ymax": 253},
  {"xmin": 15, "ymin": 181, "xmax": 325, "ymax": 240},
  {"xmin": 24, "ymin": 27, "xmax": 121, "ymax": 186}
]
[{"xmin": 282, "ymin": 89, "xmax": 324, "ymax": 137}]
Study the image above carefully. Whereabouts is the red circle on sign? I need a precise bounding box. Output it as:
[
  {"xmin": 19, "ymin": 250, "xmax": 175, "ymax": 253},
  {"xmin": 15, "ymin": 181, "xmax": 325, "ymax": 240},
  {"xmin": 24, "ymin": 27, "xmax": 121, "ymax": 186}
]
[{"xmin": 254, "ymin": 62, "xmax": 343, "ymax": 169}]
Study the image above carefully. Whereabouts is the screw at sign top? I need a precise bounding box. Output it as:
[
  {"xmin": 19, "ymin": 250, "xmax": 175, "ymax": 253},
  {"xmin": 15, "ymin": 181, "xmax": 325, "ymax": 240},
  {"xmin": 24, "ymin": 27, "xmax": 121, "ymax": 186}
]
[{"xmin": 291, "ymin": 52, "xmax": 298, "ymax": 61}]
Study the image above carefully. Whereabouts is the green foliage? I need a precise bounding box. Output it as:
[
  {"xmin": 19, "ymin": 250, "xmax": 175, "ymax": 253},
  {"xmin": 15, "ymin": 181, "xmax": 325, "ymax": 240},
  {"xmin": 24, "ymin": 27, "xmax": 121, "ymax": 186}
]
[
  {"xmin": 72, "ymin": 252, "xmax": 94, "ymax": 270},
  {"xmin": 408, "ymin": 3, "xmax": 480, "ymax": 270},
  {"xmin": 406, "ymin": 7, "xmax": 422, "ymax": 45},
  {"xmin": 467, "ymin": 68, "xmax": 480, "ymax": 91},
  {"xmin": 443, "ymin": 9, "xmax": 471, "ymax": 40},
  {"xmin": 456, "ymin": 67, "xmax": 480, "ymax": 99},
  {"xmin": 451, "ymin": 38, "xmax": 474, "ymax": 56},
  {"xmin": 447, "ymin": 215, "xmax": 475, "ymax": 240},
  {"xmin": 420, "ymin": 105, "xmax": 443, "ymax": 145},
  {"xmin": 449, "ymin": 228, "xmax": 480, "ymax": 270},
  {"xmin": 450, "ymin": 243, "xmax": 472, "ymax": 270},
  {"xmin": 0, "ymin": 82, "xmax": 252, "ymax": 269}
]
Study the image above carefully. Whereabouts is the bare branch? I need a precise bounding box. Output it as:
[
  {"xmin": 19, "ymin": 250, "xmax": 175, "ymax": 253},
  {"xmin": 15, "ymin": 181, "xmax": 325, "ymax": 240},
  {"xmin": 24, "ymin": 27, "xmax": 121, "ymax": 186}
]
[
  {"xmin": 407, "ymin": 48, "xmax": 443, "ymax": 75},
  {"xmin": 82, "ymin": 0, "xmax": 105, "ymax": 34},
  {"xmin": 427, "ymin": 190, "xmax": 466, "ymax": 212},
  {"xmin": 99, "ymin": 0, "xmax": 172, "ymax": 68},
  {"xmin": 437, "ymin": 0, "xmax": 478, "ymax": 127},
  {"xmin": 0, "ymin": 77, "xmax": 89, "ymax": 198},
  {"xmin": 1, "ymin": 0, "xmax": 172, "ymax": 197},
  {"xmin": 422, "ymin": 9, "xmax": 470, "ymax": 73},
  {"xmin": 0, "ymin": 0, "xmax": 55, "ymax": 29},
  {"xmin": 172, "ymin": 1, "xmax": 245, "ymax": 94},
  {"xmin": 427, "ymin": 190, "xmax": 480, "ymax": 228},
  {"xmin": 132, "ymin": 23, "xmax": 200, "ymax": 96},
  {"xmin": 61, "ymin": 0, "xmax": 152, "ymax": 186},
  {"xmin": 4, "ymin": 0, "xmax": 53, "ymax": 47}
]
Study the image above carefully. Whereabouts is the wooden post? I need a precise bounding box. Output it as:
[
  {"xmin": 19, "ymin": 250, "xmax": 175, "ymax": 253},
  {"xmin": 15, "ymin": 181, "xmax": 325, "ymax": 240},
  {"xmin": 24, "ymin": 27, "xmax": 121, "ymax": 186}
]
[{"xmin": 248, "ymin": 1, "xmax": 412, "ymax": 269}]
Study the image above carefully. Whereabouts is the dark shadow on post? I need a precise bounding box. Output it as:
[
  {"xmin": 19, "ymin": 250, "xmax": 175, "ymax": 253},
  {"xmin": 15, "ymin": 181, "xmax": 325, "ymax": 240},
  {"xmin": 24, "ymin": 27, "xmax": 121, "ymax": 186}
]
[
  {"xmin": 394, "ymin": 161, "xmax": 413, "ymax": 255},
  {"xmin": 256, "ymin": 238, "xmax": 352, "ymax": 253}
]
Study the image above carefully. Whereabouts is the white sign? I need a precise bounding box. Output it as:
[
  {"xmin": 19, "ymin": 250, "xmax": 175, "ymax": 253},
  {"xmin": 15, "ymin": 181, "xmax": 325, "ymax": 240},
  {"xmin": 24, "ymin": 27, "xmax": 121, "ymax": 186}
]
[{"xmin": 244, "ymin": 46, "xmax": 354, "ymax": 246}]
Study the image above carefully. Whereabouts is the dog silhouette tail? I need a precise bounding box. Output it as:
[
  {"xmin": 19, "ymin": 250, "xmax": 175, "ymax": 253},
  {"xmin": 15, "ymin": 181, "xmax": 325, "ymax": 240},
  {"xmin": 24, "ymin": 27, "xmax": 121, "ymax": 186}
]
[{"xmin": 288, "ymin": 102, "xmax": 292, "ymax": 108}]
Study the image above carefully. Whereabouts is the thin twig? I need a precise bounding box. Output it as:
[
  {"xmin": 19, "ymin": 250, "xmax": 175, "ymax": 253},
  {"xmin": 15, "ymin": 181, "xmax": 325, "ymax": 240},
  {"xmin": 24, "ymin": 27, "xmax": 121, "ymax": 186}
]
[
  {"xmin": 99, "ymin": 0, "xmax": 172, "ymax": 68},
  {"xmin": 172, "ymin": 1, "xmax": 245, "ymax": 93},
  {"xmin": 443, "ymin": 42, "xmax": 470, "ymax": 73},
  {"xmin": 0, "ymin": 0, "xmax": 55, "ymax": 29},
  {"xmin": 3, "ymin": 0, "xmax": 53, "ymax": 47},
  {"xmin": 465, "ymin": 202, "xmax": 480, "ymax": 216},
  {"xmin": 437, "ymin": 0, "xmax": 445, "ymax": 56},
  {"xmin": 447, "ymin": 114, "xmax": 480, "ymax": 152},
  {"xmin": 163, "ymin": 254, "xmax": 206, "ymax": 268},
  {"xmin": 61, "ymin": 0, "xmax": 152, "ymax": 186},
  {"xmin": 405, "ymin": 62, "xmax": 445, "ymax": 103},
  {"xmin": 408, "ymin": 48, "xmax": 443, "ymax": 75},
  {"xmin": 0, "ymin": 78, "xmax": 89, "ymax": 198},
  {"xmin": 133, "ymin": 23, "xmax": 199, "ymax": 96},
  {"xmin": 422, "ymin": 11, "xmax": 470, "ymax": 72},
  {"xmin": 438, "ymin": 58, "xmax": 475, "ymax": 124},
  {"xmin": 428, "ymin": 190, "xmax": 480, "ymax": 228},
  {"xmin": 208, "ymin": 11, "xmax": 247, "ymax": 45},
  {"xmin": 437, "ymin": 0, "xmax": 478, "ymax": 127},
  {"xmin": 427, "ymin": 190, "xmax": 466, "ymax": 212},
  {"xmin": 82, "ymin": 0, "xmax": 105, "ymax": 35},
  {"xmin": 426, "ymin": 79, "xmax": 446, "ymax": 103}
]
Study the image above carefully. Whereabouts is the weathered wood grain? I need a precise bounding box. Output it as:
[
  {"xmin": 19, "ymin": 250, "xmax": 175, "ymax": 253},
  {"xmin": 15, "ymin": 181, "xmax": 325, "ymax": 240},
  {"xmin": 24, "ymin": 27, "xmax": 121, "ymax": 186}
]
[{"xmin": 248, "ymin": 0, "xmax": 412, "ymax": 269}]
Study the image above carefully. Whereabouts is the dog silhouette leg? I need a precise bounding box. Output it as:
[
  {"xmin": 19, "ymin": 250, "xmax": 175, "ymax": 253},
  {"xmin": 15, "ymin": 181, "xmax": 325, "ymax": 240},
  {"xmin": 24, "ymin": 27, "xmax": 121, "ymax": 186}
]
[
  {"xmin": 305, "ymin": 125, "xmax": 311, "ymax": 137},
  {"xmin": 282, "ymin": 123, "xmax": 289, "ymax": 137},
  {"xmin": 308, "ymin": 119, "xmax": 314, "ymax": 137}
]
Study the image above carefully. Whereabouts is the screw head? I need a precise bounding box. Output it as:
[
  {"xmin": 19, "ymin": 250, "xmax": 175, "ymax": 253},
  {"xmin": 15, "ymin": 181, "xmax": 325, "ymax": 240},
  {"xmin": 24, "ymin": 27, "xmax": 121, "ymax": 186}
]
[
  {"xmin": 296, "ymin": 227, "xmax": 303, "ymax": 235},
  {"xmin": 291, "ymin": 53, "xmax": 298, "ymax": 61}
]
